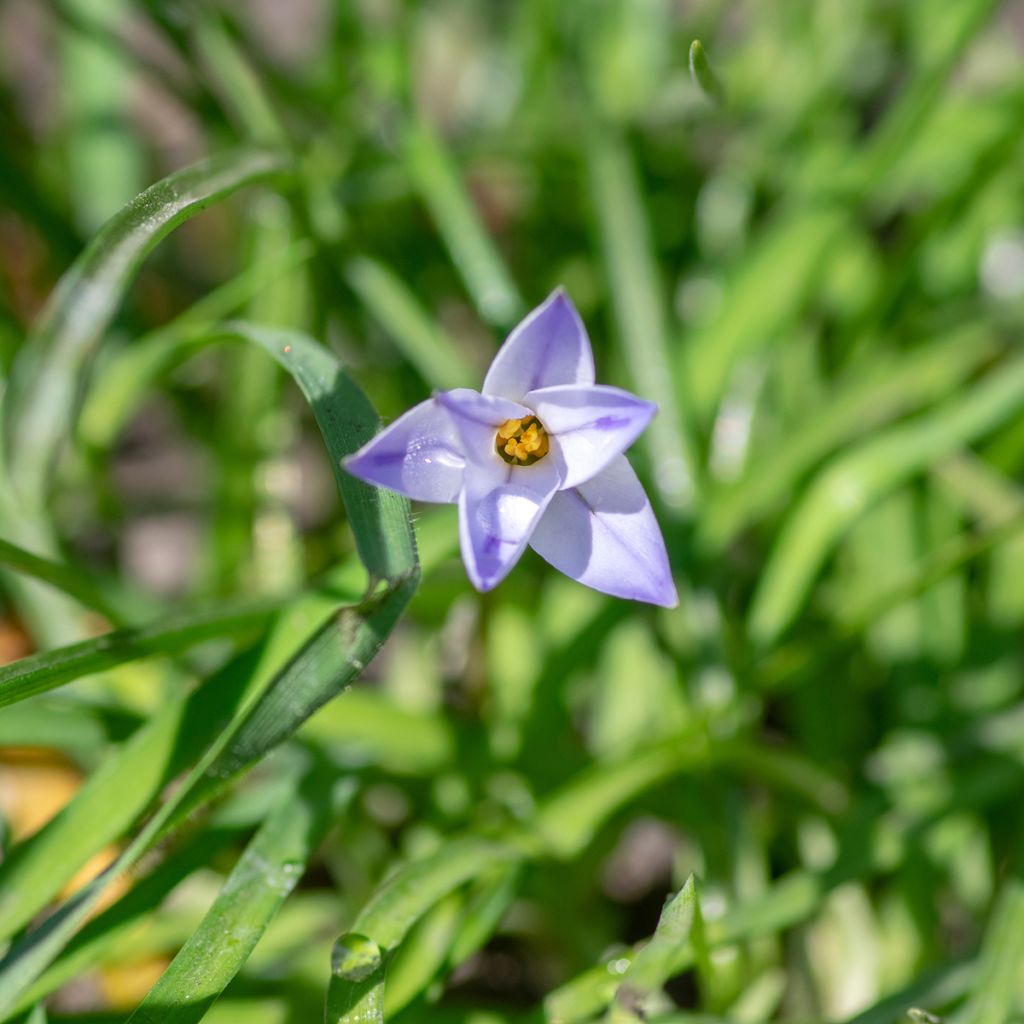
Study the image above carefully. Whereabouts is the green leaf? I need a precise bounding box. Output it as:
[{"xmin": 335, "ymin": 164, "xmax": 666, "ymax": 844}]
[
  {"xmin": 0, "ymin": 597, "xmax": 278, "ymax": 709},
  {"xmin": 688, "ymin": 40, "xmax": 724, "ymax": 103},
  {"xmin": 0, "ymin": 579, "xmax": 416, "ymax": 1016},
  {"xmin": 3, "ymin": 147, "xmax": 291, "ymax": 505},
  {"xmin": 0, "ymin": 537, "xmax": 118, "ymax": 619},
  {"xmin": 587, "ymin": 124, "xmax": 696, "ymax": 512},
  {"xmin": 749, "ymin": 355, "xmax": 1024, "ymax": 645},
  {"xmin": 124, "ymin": 770, "xmax": 337, "ymax": 1024},
  {"xmin": 213, "ymin": 321, "xmax": 417, "ymax": 586},
  {"xmin": 954, "ymin": 878, "xmax": 1024, "ymax": 1024},
  {"xmin": 402, "ymin": 115, "xmax": 523, "ymax": 327},
  {"xmin": 345, "ymin": 255, "xmax": 476, "ymax": 390},
  {"xmin": 610, "ymin": 876, "xmax": 699, "ymax": 1022},
  {"xmin": 325, "ymin": 838, "xmax": 520, "ymax": 1019}
]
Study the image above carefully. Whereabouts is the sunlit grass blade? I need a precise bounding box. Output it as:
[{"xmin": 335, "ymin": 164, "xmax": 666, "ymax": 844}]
[
  {"xmin": 325, "ymin": 838, "xmax": 519, "ymax": 1018},
  {"xmin": 953, "ymin": 878, "xmax": 1024, "ymax": 1024},
  {"xmin": 0, "ymin": 597, "xmax": 278, "ymax": 709},
  {"xmin": 533, "ymin": 734, "xmax": 709, "ymax": 859},
  {"xmin": 701, "ymin": 325, "xmax": 998, "ymax": 551},
  {"xmin": 689, "ymin": 40, "xmax": 724, "ymax": 103},
  {"xmin": 749, "ymin": 355, "xmax": 1024, "ymax": 645},
  {"xmin": 0, "ymin": 537, "xmax": 118, "ymax": 619},
  {"xmin": 124, "ymin": 770, "xmax": 335, "ymax": 1024},
  {"xmin": 79, "ymin": 239, "xmax": 313, "ymax": 453},
  {"xmin": 683, "ymin": 207, "xmax": 846, "ymax": 422},
  {"xmin": 345, "ymin": 255, "xmax": 476, "ymax": 390},
  {"xmin": 11, "ymin": 821, "xmax": 248, "ymax": 1013},
  {"xmin": 587, "ymin": 124, "xmax": 696, "ymax": 512},
  {"xmin": 213, "ymin": 321, "xmax": 417, "ymax": 585},
  {"xmin": 609, "ymin": 876, "xmax": 699, "ymax": 1022},
  {"xmin": 0, "ymin": 578, "xmax": 415, "ymax": 1014},
  {"xmin": 402, "ymin": 115, "xmax": 523, "ymax": 327},
  {"xmin": 3, "ymin": 147, "xmax": 291, "ymax": 504}
]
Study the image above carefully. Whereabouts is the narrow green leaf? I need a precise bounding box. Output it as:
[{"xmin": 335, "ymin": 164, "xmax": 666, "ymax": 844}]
[
  {"xmin": 749, "ymin": 355, "xmax": 1024, "ymax": 645},
  {"xmin": 0, "ymin": 598, "xmax": 278, "ymax": 709},
  {"xmin": 954, "ymin": 878, "xmax": 1024, "ymax": 1024},
  {"xmin": 688, "ymin": 40, "xmax": 724, "ymax": 103},
  {"xmin": 0, "ymin": 537, "xmax": 117, "ymax": 619},
  {"xmin": 325, "ymin": 839, "xmax": 519, "ymax": 1018},
  {"xmin": 0, "ymin": 579, "xmax": 416, "ymax": 1014},
  {"xmin": 346, "ymin": 255, "xmax": 476, "ymax": 390},
  {"xmin": 79, "ymin": 239, "xmax": 314, "ymax": 452},
  {"xmin": 610, "ymin": 876, "xmax": 699, "ymax": 1022},
  {"xmin": 214, "ymin": 321, "xmax": 418, "ymax": 586},
  {"xmin": 125, "ymin": 772, "xmax": 335, "ymax": 1024},
  {"xmin": 402, "ymin": 115, "xmax": 523, "ymax": 327},
  {"xmin": 3, "ymin": 147, "xmax": 291, "ymax": 504},
  {"xmin": 587, "ymin": 124, "xmax": 697, "ymax": 511}
]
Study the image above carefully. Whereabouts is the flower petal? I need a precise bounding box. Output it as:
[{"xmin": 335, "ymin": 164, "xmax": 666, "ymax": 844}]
[
  {"xmin": 524, "ymin": 384, "xmax": 657, "ymax": 488},
  {"xmin": 459, "ymin": 458, "xmax": 561, "ymax": 592},
  {"xmin": 529, "ymin": 455, "xmax": 677, "ymax": 607},
  {"xmin": 343, "ymin": 398, "xmax": 465, "ymax": 503},
  {"xmin": 483, "ymin": 289, "xmax": 595, "ymax": 402}
]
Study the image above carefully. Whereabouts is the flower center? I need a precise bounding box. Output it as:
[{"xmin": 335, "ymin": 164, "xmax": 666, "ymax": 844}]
[{"xmin": 495, "ymin": 416, "xmax": 550, "ymax": 466}]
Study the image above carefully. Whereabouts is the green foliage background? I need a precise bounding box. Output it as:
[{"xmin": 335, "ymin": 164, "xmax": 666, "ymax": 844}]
[{"xmin": 1, "ymin": 1, "xmax": 1023, "ymax": 1021}]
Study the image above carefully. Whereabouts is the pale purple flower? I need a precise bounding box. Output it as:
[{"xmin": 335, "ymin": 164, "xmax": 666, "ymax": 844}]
[{"xmin": 344, "ymin": 289, "xmax": 678, "ymax": 607}]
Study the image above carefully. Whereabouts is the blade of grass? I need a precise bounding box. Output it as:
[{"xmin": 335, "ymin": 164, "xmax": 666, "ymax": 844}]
[
  {"xmin": 609, "ymin": 876, "xmax": 700, "ymax": 1022},
  {"xmin": 345, "ymin": 255, "xmax": 475, "ymax": 390},
  {"xmin": 0, "ymin": 597, "xmax": 279, "ymax": 709},
  {"xmin": 0, "ymin": 578, "xmax": 416, "ymax": 1015},
  {"xmin": 79, "ymin": 239, "xmax": 313, "ymax": 453},
  {"xmin": 952, "ymin": 879, "xmax": 1024, "ymax": 1024},
  {"xmin": 749, "ymin": 354, "xmax": 1024, "ymax": 645},
  {"xmin": 124, "ymin": 769, "xmax": 336, "ymax": 1024},
  {"xmin": 0, "ymin": 537, "xmax": 118, "ymax": 620},
  {"xmin": 325, "ymin": 838, "xmax": 520, "ymax": 1019},
  {"xmin": 402, "ymin": 115, "xmax": 523, "ymax": 328},
  {"xmin": 700, "ymin": 325, "xmax": 998, "ymax": 551},
  {"xmin": 3, "ymin": 147, "xmax": 291, "ymax": 505},
  {"xmin": 587, "ymin": 123, "xmax": 696, "ymax": 512}
]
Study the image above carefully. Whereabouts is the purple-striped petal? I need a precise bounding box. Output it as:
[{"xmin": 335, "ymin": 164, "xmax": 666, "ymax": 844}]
[
  {"xmin": 343, "ymin": 398, "xmax": 464, "ymax": 503},
  {"xmin": 529, "ymin": 455, "xmax": 677, "ymax": 607},
  {"xmin": 459, "ymin": 458, "xmax": 561, "ymax": 592},
  {"xmin": 524, "ymin": 384, "xmax": 657, "ymax": 489},
  {"xmin": 483, "ymin": 289, "xmax": 595, "ymax": 403}
]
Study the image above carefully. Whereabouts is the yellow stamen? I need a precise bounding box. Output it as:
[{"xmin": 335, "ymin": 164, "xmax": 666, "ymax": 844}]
[{"xmin": 494, "ymin": 415, "xmax": 550, "ymax": 466}]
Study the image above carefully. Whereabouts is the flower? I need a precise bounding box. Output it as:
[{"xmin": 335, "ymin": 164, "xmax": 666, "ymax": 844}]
[{"xmin": 344, "ymin": 289, "xmax": 677, "ymax": 607}]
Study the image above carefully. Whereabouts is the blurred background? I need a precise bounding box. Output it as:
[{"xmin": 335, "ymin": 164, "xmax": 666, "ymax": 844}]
[{"xmin": 2, "ymin": 0, "xmax": 1024, "ymax": 1021}]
